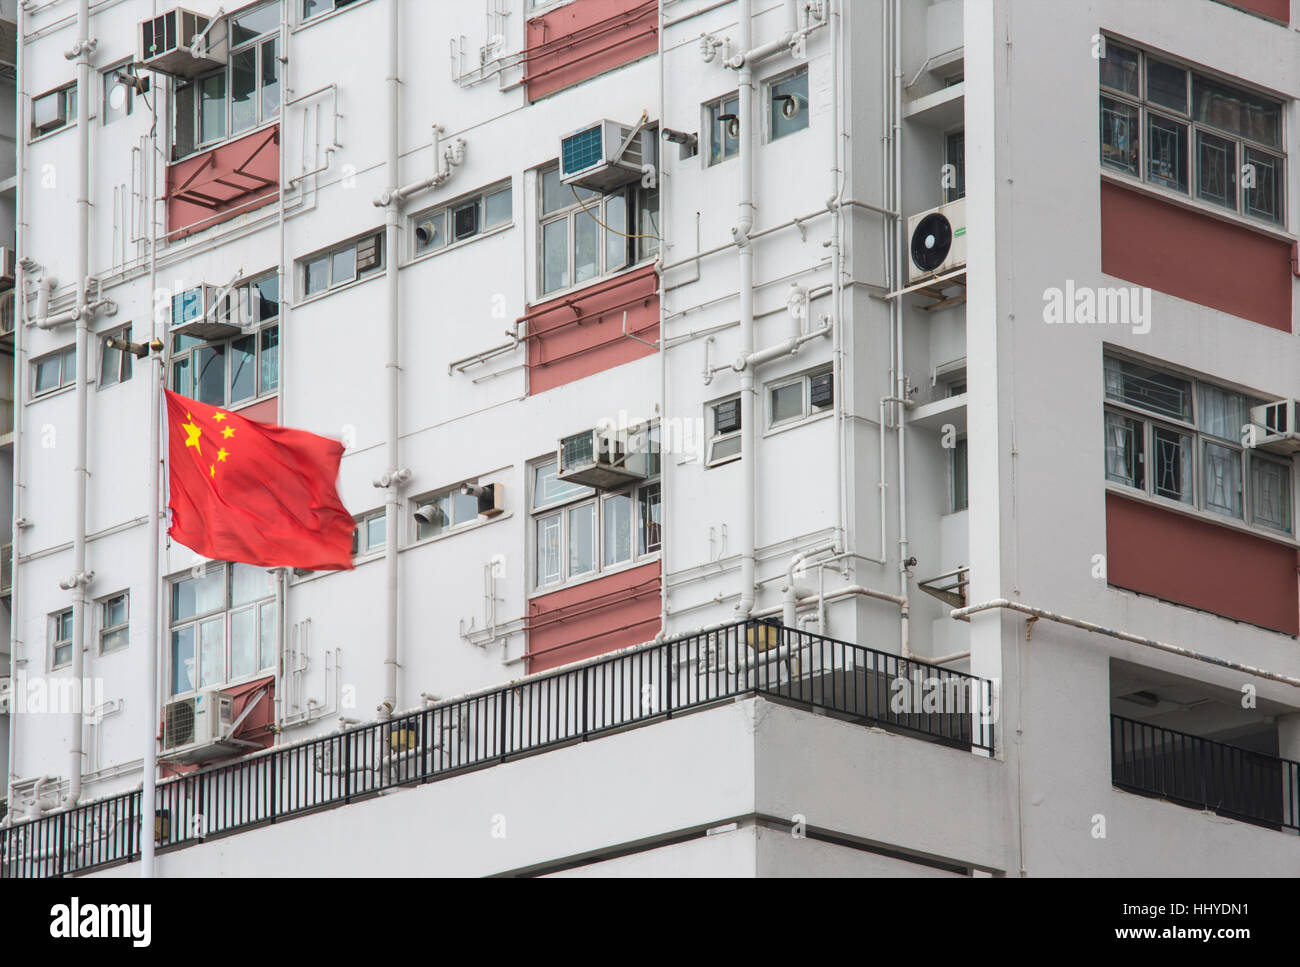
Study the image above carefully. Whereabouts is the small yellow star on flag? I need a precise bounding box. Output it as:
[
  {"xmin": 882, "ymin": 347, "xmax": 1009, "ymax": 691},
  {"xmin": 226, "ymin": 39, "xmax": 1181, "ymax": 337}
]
[
  {"xmin": 212, "ymin": 411, "xmax": 228, "ymax": 422},
  {"xmin": 222, "ymin": 426, "xmax": 235, "ymax": 440},
  {"xmin": 209, "ymin": 464, "xmax": 216, "ymax": 478},
  {"xmin": 217, "ymin": 448, "xmax": 229, "ymax": 463}
]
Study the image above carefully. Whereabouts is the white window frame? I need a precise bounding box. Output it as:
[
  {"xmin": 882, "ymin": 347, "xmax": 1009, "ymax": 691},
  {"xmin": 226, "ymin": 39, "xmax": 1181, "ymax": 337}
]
[
  {"xmin": 302, "ymin": 0, "xmax": 364, "ymax": 22},
  {"xmin": 950, "ymin": 436, "xmax": 969, "ymax": 513},
  {"xmin": 168, "ymin": 562, "xmax": 277, "ymax": 697},
  {"xmin": 172, "ymin": 1, "xmax": 282, "ymax": 160},
  {"xmin": 1098, "ymin": 38, "xmax": 1286, "ymax": 227},
  {"xmin": 353, "ymin": 509, "xmax": 386, "ymax": 558},
  {"xmin": 299, "ymin": 231, "xmax": 384, "ymax": 300},
  {"xmin": 765, "ymin": 365, "xmax": 833, "ymax": 432},
  {"xmin": 411, "ymin": 180, "xmax": 513, "ymax": 260},
  {"xmin": 98, "ymin": 591, "xmax": 130, "ymax": 655},
  {"xmin": 529, "ymin": 432, "xmax": 661, "ymax": 593},
  {"xmin": 411, "ymin": 482, "xmax": 486, "ymax": 544},
  {"xmin": 945, "ymin": 129, "xmax": 965, "ymax": 203},
  {"xmin": 1103, "ymin": 352, "xmax": 1294, "ymax": 537},
  {"xmin": 536, "ymin": 164, "xmax": 658, "ymax": 299},
  {"xmin": 170, "ymin": 274, "xmax": 280, "ymax": 408},
  {"xmin": 764, "ymin": 65, "xmax": 810, "ymax": 143},
  {"xmin": 50, "ymin": 609, "xmax": 73, "ymax": 671},
  {"xmin": 32, "ymin": 345, "xmax": 77, "ymax": 398},
  {"xmin": 703, "ymin": 91, "xmax": 740, "ymax": 167},
  {"xmin": 32, "ymin": 83, "xmax": 77, "ymax": 139},
  {"xmin": 102, "ymin": 62, "xmax": 141, "ymax": 125},
  {"xmin": 98, "ymin": 325, "xmax": 134, "ymax": 390},
  {"xmin": 707, "ymin": 395, "xmax": 742, "ymax": 467}
]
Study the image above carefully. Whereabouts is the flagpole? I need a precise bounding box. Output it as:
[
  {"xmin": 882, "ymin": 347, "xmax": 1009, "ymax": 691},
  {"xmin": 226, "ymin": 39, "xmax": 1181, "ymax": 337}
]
[{"xmin": 141, "ymin": 39, "xmax": 162, "ymax": 877}]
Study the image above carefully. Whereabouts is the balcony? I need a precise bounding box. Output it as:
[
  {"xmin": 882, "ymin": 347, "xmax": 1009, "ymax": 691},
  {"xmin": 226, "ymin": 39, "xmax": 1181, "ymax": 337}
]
[
  {"xmin": 1112, "ymin": 715, "xmax": 1300, "ymax": 832},
  {"xmin": 0, "ymin": 621, "xmax": 995, "ymax": 878}
]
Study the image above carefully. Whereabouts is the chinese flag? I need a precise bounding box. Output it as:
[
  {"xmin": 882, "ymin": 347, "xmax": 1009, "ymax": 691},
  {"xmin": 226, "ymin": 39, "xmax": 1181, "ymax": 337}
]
[{"xmin": 165, "ymin": 390, "xmax": 355, "ymax": 570}]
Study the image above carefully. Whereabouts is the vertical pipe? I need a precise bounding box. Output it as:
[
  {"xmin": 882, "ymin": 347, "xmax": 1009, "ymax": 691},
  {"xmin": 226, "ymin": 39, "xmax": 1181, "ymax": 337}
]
[
  {"xmin": 891, "ymin": 0, "xmax": 910, "ymax": 656},
  {"xmin": 735, "ymin": 0, "xmax": 756, "ymax": 618},
  {"xmin": 141, "ymin": 0, "xmax": 162, "ymax": 876},
  {"xmin": 828, "ymin": 0, "xmax": 845, "ymax": 558},
  {"xmin": 67, "ymin": 0, "xmax": 94, "ymax": 809},
  {"xmin": 656, "ymin": 0, "xmax": 669, "ymax": 639},
  {"xmin": 380, "ymin": 0, "xmax": 402, "ymax": 717},
  {"xmin": 6, "ymin": 0, "xmax": 28, "ymax": 817},
  {"xmin": 273, "ymin": 0, "xmax": 291, "ymax": 734}
]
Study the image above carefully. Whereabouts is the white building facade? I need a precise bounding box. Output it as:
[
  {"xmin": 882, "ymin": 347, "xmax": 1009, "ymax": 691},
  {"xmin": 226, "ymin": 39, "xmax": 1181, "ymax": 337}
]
[{"xmin": 2, "ymin": 0, "xmax": 1299, "ymax": 877}]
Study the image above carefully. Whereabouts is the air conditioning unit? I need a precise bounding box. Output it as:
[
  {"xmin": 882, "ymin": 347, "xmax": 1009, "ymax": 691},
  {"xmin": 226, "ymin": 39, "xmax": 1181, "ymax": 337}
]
[
  {"xmin": 32, "ymin": 90, "xmax": 70, "ymax": 135},
  {"xmin": 161, "ymin": 689, "xmax": 234, "ymax": 761},
  {"xmin": 556, "ymin": 423, "xmax": 650, "ymax": 490},
  {"xmin": 170, "ymin": 284, "xmax": 245, "ymax": 339},
  {"xmin": 0, "ymin": 677, "xmax": 11, "ymax": 715},
  {"xmin": 1, "ymin": 543, "xmax": 11, "ymax": 597},
  {"xmin": 1250, "ymin": 400, "xmax": 1300, "ymax": 454},
  {"xmin": 907, "ymin": 198, "xmax": 967, "ymax": 283},
  {"xmin": 139, "ymin": 7, "xmax": 227, "ymax": 78},
  {"xmin": 559, "ymin": 120, "xmax": 646, "ymax": 193},
  {"xmin": 0, "ymin": 248, "xmax": 15, "ymax": 289}
]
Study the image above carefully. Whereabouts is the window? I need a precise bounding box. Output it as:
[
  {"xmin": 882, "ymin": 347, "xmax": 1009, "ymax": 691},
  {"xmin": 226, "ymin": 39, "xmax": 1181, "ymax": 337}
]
[
  {"xmin": 767, "ymin": 68, "xmax": 809, "ymax": 141},
  {"xmin": 538, "ymin": 166, "xmax": 658, "ymax": 296},
  {"xmin": 413, "ymin": 181, "xmax": 512, "ymax": 256},
  {"xmin": 102, "ymin": 65, "xmax": 142, "ymax": 124},
  {"xmin": 531, "ymin": 430, "xmax": 661, "ymax": 589},
  {"xmin": 171, "ymin": 275, "xmax": 279, "ymax": 406},
  {"xmin": 353, "ymin": 510, "xmax": 386, "ymax": 556},
  {"xmin": 33, "ymin": 83, "xmax": 77, "ymax": 137},
  {"xmin": 99, "ymin": 326, "xmax": 134, "ymax": 389},
  {"xmin": 99, "ymin": 593, "xmax": 130, "ymax": 654},
  {"xmin": 767, "ymin": 367, "xmax": 833, "ymax": 429},
  {"xmin": 173, "ymin": 3, "xmax": 280, "ymax": 158},
  {"xmin": 32, "ymin": 346, "xmax": 76, "ymax": 397},
  {"xmin": 303, "ymin": 0, "xmax": 360, "ymax": 19},
  {"xmin": 946, "ymin": 130, "xmax": 966, "ymax": 202},
  {"xmin": 50, "ymin": 609, "xmax": 73, "ymax": 670},
  {"xmin": 706, "ymin": 92, "xmax": 740, "ymax": 166},
  {"xmin": 301, "ymin": 232, "xmax": 383, "ymax": 298},
  {"xmin": 708, "ymin": 396, "xmax": 742, "ymax": 466},
  {"xmin": 413, "ymin": 485, "xmax": 483, "ymax": 542},
  {"xmin": 1098, "ymin": 40, "xmax": 1284, "ymax": 225},
  {"xmin": 169, "ymin": 563, "xmax": 277, "ymax": 696},
  {"xmin": 951, "ymin": 437, "xmax": 969, "ymax": 513},
  {"xmin": 1103, "ymin": 354, "xmax": 1291, "ymax": 533}
]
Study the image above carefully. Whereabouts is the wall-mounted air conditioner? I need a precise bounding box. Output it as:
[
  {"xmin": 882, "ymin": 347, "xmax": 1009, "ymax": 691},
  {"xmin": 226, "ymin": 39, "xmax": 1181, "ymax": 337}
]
[
  {"xmin": 559, "ymin": 120, "xmax": 646, "ymax": 193},
  {"xmin": 556, "ymin": 423, "xmax": 650, "ymax": 490},
  {"xmin": 139, "ymin": 7, "xmax": 227, "ymax": 78},
  {"xmin": 161, "ymin": 689, "xmax": 234, "ymax": 761},
  {"xmin": 907, "ymin": 198, "xmax": 966, "ymax": 284},
  {"xmin": 1250, "ymin": 400, "xmax": 1300, "ymax": 455},
  {"xmin": 32, "ymin": 90, "xmax": 70, "ymax": 135},
  {"xmin": 1, "ymin": 543, "xmax": 11, "ymax": 597},
  {"xmin": 171, "ymin": 284, "xmax": 245, "ymax": 340}
]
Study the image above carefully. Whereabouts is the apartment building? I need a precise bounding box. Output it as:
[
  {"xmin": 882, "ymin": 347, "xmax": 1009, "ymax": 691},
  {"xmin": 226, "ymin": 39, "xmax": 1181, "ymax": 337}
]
[{"xmin": 1, "ymin": 0, "xmax": 1298, "ymax": 877}]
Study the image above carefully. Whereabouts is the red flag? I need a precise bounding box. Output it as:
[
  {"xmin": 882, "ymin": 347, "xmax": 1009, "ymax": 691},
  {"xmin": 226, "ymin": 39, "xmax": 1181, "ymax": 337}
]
[{"xmin": 165, "ymin": 390, "xmax": 355, "ymax": 570}]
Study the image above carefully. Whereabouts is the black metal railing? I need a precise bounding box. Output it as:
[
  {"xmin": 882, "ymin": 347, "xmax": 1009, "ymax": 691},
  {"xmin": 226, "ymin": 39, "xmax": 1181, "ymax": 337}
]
[
  {"xmin": 1, "ymin": 621, "xmax": 995, "ymax": 877},
  {"xmin": 1111, "ymin": 714, "xmax": 1300, "ymax": 832}
]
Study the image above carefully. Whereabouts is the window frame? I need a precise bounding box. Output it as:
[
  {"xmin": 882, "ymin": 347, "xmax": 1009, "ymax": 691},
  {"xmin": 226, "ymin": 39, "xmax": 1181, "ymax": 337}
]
[
  {"xmin": 945, "ymin": 129, "xmax": 966, "ymax": 203},
  {"xmin": 1098, "ymin": 39, "xmax": 1286, "ymax": 226},
  {"xmin": 1103, "ymin": 352, "xmax": 1293, "ymax": 537},
  {"xmin": 765, "ymin": 365, "xmax": 834, "ymax": 432},
  {"xmin": 529, "ymin": 430, "xmax": 661, "ymax": 593},
  {"xmin": 168, "ymin": 562, "xmax": 278, "ymax": 697},
  {"xmin": 536, "ymin": 164, "xmax": 657, "ymax": 299},
  {"xmin": 764, "ymin": 65, "xmax": 811, "ymax": 143},
  {"xmin": 169, "ymin": 273, "xmax": 280, "ymax": 408},
  {"xmin": 950, "ymin": 436, "xmax": 969, "ymax": 513},
  {"xmin": 707, "ymin": 395, "xmax": 743, "ymax": 467},
  {"xmin": 32, "ymin": 83, "xmax": 78, "ymax": 139},
  {"xmin": 411, "ymin": 180, "xmax": 513, "ymax": 260},
  {"xmin": 102, "ymin": 62, "xmax": 139, "ymax": 125},
  {"xmin": 301, "ymin": 0, "xmax": 363, "ymax": 22},
  {"xmin": 32, "ymin": 345, "xmax": 77, "ymax": 398},
  {"xmin": 98, "ymin": 591, "xmax": 131, "ymax": 655},
  {"xmin": 171, "ymin": 2, "xmax": 281, "ymax": 161},
  {"xmin": 299, "ymin": 231, "xmax": 385, "ymax": 301},
  {"xmin": 352, "ymin": 509, "xmax": 387, "ymax": 558},
  {"xmin": 704, "ymin": 91, "xmax": 741, "ymax": 167},
  {"xmin": 50, "ymin": 608, "xmax": 74, "ymax": 671},
  {"xmin": 410, "ymin": 482, "xmax": 491, "ymax": 544},
  {"xmin": 98, "ymin": 325, "xmax": 134, "ymax": 390}
]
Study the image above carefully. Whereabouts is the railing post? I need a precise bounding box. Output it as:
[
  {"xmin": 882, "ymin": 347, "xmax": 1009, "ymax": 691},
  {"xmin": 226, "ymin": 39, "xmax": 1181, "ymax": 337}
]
[
  {"xmin": 343, "ymin": 735, "xmax": 352, "ymax": 804},
  {"xmin": 581, "ymin": 666, "xmax": 589, "ymax": 740}
]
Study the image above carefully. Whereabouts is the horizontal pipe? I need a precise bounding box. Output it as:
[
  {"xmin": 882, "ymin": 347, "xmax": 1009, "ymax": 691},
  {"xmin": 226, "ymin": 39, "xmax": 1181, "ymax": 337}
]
[{"xmin": 953, "ymin": 599, "xmax": 1300, "ymax": 689}]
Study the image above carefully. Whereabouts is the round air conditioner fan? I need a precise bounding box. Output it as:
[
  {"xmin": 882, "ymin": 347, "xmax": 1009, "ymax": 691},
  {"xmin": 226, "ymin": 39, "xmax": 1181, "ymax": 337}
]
[{"xmin": 910, "ymin": 211, "xmax": 953, "ymax": 273}]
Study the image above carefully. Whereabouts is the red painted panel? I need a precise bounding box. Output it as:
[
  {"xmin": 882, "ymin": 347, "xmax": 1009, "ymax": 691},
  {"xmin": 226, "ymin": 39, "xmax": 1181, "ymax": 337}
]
[
  {"xmin": 525, "ymin": 264, "xmax": 659, "ymax": 395},
  {"xmin": 232, "ymin": 396, "xmax": 278, "ymax": 424},
  {"xmin": 524, "ymin": 0, "xmax": 658, "ymax": 101},
  {"xmin": 527, "ymin": 561, "xmax": 662, "ymax": 672},
  {"xmin": 1218, "ymin": 0, "xmax": 1289, "ymax": 23},
  {"xmin": 166, "ymin": 125, "xmax": 280, "ymax": 240},
  {"xmin": 1100, "ymin": 181, "xmax": 1292, "ymax": 332},
  {"xmin": 1106, "ymin": 492, "xmax": 1298, "ymax": 635}
]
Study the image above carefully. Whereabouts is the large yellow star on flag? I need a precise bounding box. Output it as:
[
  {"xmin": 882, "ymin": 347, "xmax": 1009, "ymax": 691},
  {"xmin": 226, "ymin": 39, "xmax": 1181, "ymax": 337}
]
[{"xmin": 183, "ymin": 413, "xmax": 203, "ymax": 456}]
